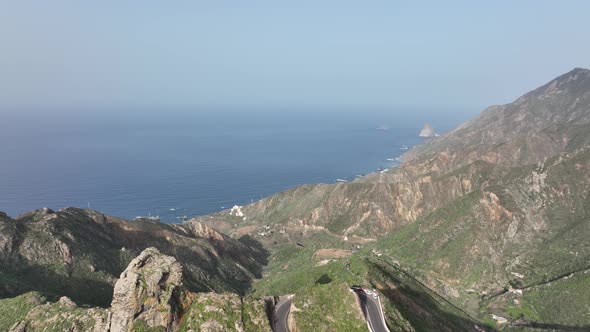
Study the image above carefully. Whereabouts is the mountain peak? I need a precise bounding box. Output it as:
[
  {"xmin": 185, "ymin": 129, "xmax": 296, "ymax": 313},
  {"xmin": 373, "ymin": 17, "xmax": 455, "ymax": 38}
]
[
  {"xmin": 556, "ymin": 66, "xmax": 590, "ymax": 81},
  {"xmin": 571, "ymin": 66, "xmax": 590, "ymax": 73},
  {"xmin": 514, "ymin": 66, "xmax": 590, "ymax": 104}
]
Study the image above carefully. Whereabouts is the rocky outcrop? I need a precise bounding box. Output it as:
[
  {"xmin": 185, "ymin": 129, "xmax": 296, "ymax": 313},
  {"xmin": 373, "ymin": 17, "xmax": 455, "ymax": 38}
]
[
  {"xmin": 110, "ymin": 247, "xmax": 184, "ymax": 332},
  {"xmin": 0, "ymin": 207, "xmax": 268, "ymax": 306},
  {"xmin": 8, "ymin": 293, "xmax": 110, "ymax": 332},
  {"xmin": 181, "ymin": 220, "xmax": 225, "ymax": 242},
  {"xmin": 179, "ymin": 292, "xmax": 273, "ymax": 331},
  {"xmin": 419, "ymin": 123, "xmax": 437, "ymax": 137},
  {"xmin": 5, "ymin": 248, "xmax": 272, "ymax": 332}
]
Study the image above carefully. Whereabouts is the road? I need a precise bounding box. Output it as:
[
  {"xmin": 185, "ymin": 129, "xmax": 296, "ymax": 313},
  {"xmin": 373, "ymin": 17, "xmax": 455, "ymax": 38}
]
[
  {"xmin": 272, "ymin": 295, "xmax": 293, "ymax": 332},
  {"xmin": 356, "ymin": 291, "xmax": 390, "ymax": 332}
]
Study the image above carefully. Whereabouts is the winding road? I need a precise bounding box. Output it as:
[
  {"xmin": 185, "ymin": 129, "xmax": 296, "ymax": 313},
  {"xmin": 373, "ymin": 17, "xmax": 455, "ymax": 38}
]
[
  {"xmin": 270, "ymin": 290, "xmax": 389, "ymax": 332},
  {"xmin": 355, "ymin": 290, "xmax": 390, "ymax": 332},
  {"xmin": 272, "ymin": 295, "xmax": 293, "ymax": 332}
]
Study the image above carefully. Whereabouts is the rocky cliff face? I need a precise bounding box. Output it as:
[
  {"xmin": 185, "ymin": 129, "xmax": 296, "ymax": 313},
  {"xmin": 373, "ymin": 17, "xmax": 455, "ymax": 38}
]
[
  {"xmin": 197, "ymin": 68, "xmax": 590, "ymax": 245},
  {"xmin": 7, "ymin": 247, "xmax": 272, "ymax": 332},
  {"xmin": 0, "ymin": 207, "xmax": 268, "ymax": 306},
  {"xmin": 109, "ymin": 247, "xmax": 184, "ymax": 332},
  {"xmin": 8, "ymin": 294, "xmax": 111, "ymax": 332},
  {"xmin": 406, "ymin": 67, "xmax": 590, "ymax": 169},
  {"xmin": 377, "ymin": 148, "xmax": 590, "ymax": 295},
  {"xmin": 194, "ymin": 68, "xmax": 590, "ymax": 328}
]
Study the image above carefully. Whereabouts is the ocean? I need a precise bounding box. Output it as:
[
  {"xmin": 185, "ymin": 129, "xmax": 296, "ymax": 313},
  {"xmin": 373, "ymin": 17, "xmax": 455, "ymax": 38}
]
[{"xmin": 0, "ymin": 108, "xmax": 475, "ymax": 222}]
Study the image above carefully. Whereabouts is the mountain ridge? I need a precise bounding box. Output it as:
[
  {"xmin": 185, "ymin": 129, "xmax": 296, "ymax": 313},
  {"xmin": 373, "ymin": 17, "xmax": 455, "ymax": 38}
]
[
  {"xmin": 195, "ymin": 67, "xmax": 590, "ymax": 243},
  {"xmin": 404, "ymin": 67, "xmax": 590, "ymax": 168},
  {"xmin": 1, "ymin": 67, "xmax": 590, "ymax": 330},
  {"xmin": 191, "ymin": 67, "xmax": 590, "ymax": 329},
  {"xmin": 0, "ymin": 206, "xmax": 268, "ymax": 306}
]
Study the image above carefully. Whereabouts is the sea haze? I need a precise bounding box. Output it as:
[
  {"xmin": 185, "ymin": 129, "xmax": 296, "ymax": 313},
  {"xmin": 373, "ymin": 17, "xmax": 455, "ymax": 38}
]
[{"xmin": 0, "ymin": 108, "xmax": 474, "ymax": 222}]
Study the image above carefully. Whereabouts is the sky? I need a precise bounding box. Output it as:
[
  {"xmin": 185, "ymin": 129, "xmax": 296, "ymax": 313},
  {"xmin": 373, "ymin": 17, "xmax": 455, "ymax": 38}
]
[{"xmin": 1, "ymin": 1, "xmax": 590, "ymax": 112}]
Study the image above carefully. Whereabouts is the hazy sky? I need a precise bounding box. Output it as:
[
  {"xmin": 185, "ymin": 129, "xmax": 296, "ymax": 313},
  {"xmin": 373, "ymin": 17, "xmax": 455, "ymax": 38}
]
[{"xmin": 1, "ymin": 1, "xmax": 589, "ymax": 111}]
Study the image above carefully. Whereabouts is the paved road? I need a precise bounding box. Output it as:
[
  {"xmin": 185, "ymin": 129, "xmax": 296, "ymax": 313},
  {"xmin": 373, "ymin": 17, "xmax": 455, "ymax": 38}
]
[
  {"xmin": 272, "ymin": 295, "xmax": 293, "ymax": 332},
  {"xmin": 356, "ymin": 291, "xmax": 390, "ymax": 332}
]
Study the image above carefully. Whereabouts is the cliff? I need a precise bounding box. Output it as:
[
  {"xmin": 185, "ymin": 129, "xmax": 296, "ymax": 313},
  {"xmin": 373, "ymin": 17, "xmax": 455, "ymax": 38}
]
[
  {"xmin": 0, "ymin": 207, "xmax": 268, "ymax": 307},
  {"xmin": 5, "ymin": 248, "xmax": 273, "ymax": 332}
]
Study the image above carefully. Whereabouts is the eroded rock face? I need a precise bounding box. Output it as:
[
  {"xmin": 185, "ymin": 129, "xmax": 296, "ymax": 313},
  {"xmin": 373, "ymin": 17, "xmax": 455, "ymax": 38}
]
[
  {"xmin": 109, "ymin": 247, "xmax": 183, "ymax": 332},
  {"xmin": 0, "ymin": 206, "xmax": 268, "ymax": 307},
  {"xmin": 8, "ymin": 292, "xmax": 109, "ymax": 332},
  {"xmin": 5, "ymin": 248, "xmax": 272, "ymax": 332},
  {"xmin": 183, "ymin": 220, "xmax": 225, "ymax": 242}
]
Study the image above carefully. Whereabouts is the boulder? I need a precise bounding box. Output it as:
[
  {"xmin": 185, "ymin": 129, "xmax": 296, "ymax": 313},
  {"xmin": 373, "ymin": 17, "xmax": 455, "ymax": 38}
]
[
  {"xmin": 59, "ymin": 296, "xmax": 76, "ymax": 307},
  {"xmin": 109, "ymin": 247, "xmax": 184, "ymax": 332}
]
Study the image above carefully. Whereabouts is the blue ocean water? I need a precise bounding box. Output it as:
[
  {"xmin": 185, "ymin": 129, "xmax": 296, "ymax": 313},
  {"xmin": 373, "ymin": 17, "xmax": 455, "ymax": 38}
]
[{"xmin": 0, "ymin": 108, "xmax": 474, "ymax": 222}]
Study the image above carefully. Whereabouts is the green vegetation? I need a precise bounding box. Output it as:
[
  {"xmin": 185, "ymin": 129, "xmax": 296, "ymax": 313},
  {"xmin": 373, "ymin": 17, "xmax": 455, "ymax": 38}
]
[
  {"xmin": 252, "ymin": 232, "xmax": 369, "ymax": 296},
  {"xmin": 250, "ymin": 235, "xmax": 371, "ymax": 330},
  {"xmin": 374, "ymin": 190, "xmax": 483, "ymax": 278},
  {"xmin": 518, "ymin": 272, "xmax": 590, "ymax": 325},
  {"xmin": 0, "ymin": 292, "xmax": 43, "ymax": 331},
  {"xmin": 6, "ymin": 298, "xmax": 107, "ymax": 332},
  {"xmin": 365, "ymin": 257, "xmax": 483, "ymax": 332},
  {"xmin": 132, "ymin": 320, "xmax": 166, "ymax": 332},
  {"xmin": 505, "ymin": 302, "xmax": 540, "ymax": 321},
  {"xmin": 178, "ymin": 294, "xmax": 271, "ymax": 331},
  {"xmin": 291, "ymin": 282, "xmax": 366, "ymax": 331},
  {"xmin": 250, "ymin": 227, "xmax": 486, "ymax": 331}
]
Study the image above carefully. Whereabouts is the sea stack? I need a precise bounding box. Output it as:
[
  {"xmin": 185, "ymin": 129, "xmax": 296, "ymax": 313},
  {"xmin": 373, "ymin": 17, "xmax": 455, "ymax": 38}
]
[{"xmin": 419, "ymin": 123, "xmax": 437, "ymax": 137}]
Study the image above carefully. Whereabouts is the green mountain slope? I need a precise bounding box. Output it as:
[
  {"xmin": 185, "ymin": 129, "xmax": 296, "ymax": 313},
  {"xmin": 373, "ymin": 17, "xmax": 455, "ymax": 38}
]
[{"xmin": 196, "ymin": 67, "xmax": 590, "ymax": 329}]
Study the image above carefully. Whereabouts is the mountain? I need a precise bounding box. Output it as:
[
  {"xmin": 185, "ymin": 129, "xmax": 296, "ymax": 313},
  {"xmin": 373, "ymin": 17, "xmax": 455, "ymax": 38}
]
[
  {"xmin": 1, "ymin": 67, "xmax": 590, "ymax": 331},
  {"xmin": 197, "ymin": 68, "xmax": 590, "ymax": 242},
  {"xmin": 406, "ymin": 67, "xmax": 590, "ymax": 168},
  {"xmin": 3, "ymin": 247, "xmax": 273, "ymax": 332},
  {"xmin": 0, "ymin": 207, "xmax": 268, "ymax": 307},
  {"xmin": 194, "ymin": 67, "xmax": 590, "ymax": 329}
]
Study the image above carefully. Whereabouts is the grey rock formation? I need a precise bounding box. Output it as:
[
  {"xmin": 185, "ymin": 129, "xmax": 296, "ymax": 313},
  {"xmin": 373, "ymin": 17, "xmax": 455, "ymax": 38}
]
[
  {"xmin": 8, "ymin": 292, "xmax": 109, "ymax": 332},
  {"xmin": 59, "ymin": 296, "xmax": 76, "ymax": 307},
  {"xmin": 419, "ymin": 123, "xmax": 437, "ymax": 137},
  {"xmin": 109, "ymin": 247, "xmax": 183, "ymax": 332},
  {"xmin": 0, "ymin": 206, "xmax": 268, "ymax": 307},
  {"xmin": 5, "ymin": 247, "xmax": 272, "ymax": 331}
]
